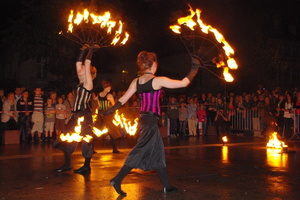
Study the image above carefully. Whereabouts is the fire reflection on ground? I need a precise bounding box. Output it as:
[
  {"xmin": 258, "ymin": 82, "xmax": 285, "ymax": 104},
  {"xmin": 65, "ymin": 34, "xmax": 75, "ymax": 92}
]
[
  {"xmin": 266, "ymin": 175, "xmax": 290, "ymax": 196},
  {"xmin": 266, "ymin": 148, "xmax": 288, "ymax": 169},
  {"xmin": 222, "ymin": 146, "xmax": 229, "ymax": 164}
]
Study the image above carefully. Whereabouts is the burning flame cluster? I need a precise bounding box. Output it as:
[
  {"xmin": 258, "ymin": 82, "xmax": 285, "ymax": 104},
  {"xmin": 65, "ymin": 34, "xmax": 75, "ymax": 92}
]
[
  {"xmin": 60, "ymin": 109, "xmax": 138, "ymax": 143},
  {"xmin": 170, "ymin": 4, "xmax": 237, "ymax": 82},
  {"xmin": 66, "ymin": 9, "xmax": 129, "ymax": 45},
  {"xmin": 60, "ymin": 116, "xmax": 108, "ymax": 143},
  {"xmin": 113, "ymin": 110, "xmax": 138, "ymax": 136},
  {"xmin": 222, "ymin": 136, "xmax": 228, "ymax": 143},
  {"xmin": 267, "ymin": 132, "xmax": 288, "ymax": 149}
]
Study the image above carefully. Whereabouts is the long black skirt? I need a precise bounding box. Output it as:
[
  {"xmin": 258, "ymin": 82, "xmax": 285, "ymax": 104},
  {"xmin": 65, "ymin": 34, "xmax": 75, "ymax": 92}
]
[{"xmin": 124, "ymin": 114, "xmax": 166, "ymax": 171}]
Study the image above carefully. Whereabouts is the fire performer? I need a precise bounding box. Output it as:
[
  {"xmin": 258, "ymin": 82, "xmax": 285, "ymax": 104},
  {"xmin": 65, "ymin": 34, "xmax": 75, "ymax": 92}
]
[
  {"xmin": 94, "ymin": 79, "xmax": 122, "ymax": 153},
  {"xmin": 102, "ymin": 51, "xmax": 200, "ymax": 195},
  {"xmin": 53, "ymin": 43, "xmax": 98, "ymax": 174}
]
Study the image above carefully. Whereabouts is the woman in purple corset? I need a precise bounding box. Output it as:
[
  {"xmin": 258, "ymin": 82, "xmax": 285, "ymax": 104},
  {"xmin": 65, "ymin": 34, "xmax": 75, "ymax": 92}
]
[{"xmin": 103, "ymin": 51, "xmax": 200, "ymax": 195}]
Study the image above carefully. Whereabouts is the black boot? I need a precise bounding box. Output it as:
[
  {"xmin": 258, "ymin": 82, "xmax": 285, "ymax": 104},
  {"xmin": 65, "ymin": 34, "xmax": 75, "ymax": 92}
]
[
  {"xmin": 74, "ymin": 157, "xmax": 91, "ymax": 174},
  {"xmin": 56, "ymin": 153, "xmax": 71, "ymax": 173},
  {"xmin": 157, "ymin": 168, "xmax": 178, "ymax": 194},
  {"xmin": 111, "ymin": 136, "xmax": 122, "ymax": 154},
  {"xmin": 110, "ymin": 165, "xmax": 132, "ymax": 195}
]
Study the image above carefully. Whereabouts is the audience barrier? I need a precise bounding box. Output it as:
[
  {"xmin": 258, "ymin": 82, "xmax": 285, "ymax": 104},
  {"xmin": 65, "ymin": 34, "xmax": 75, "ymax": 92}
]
[{"xmin": 227, "ymin": 109, "xmax": 300, "ymax": 139}]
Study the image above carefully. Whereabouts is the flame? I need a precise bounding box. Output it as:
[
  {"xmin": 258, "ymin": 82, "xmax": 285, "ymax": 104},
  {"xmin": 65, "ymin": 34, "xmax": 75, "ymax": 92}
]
[
  {"xmin": 169, "ymin": 25, "xmax": 181, "ymax": 34},
  {"xmin": 60, "ymin": 132, "xmax": 83, "ymax": 143},
  {"xmin": 93, "ymin": 126, "xmax": 108, "ymax": 137},
  {"xmin": 92, "ymin": 109, "xmax": 98, "ymax": 123},
  {"xmin": 170, "ymin": 4, "xmax": 238, "ymax": 82},
  {"xmin": 60, "ymin": 117, "xmax": 85, "ymax": 142},
  {"xmin": 227, "ymin": 57, "xmax": 238, "ymax": 70},
  {"xmin": 267, "ymin": 132, "xmax": 288, "ymax": 149},
  {"xmin": 223, "ymin": 67, "xmax": 234, "ymax": 82},
  {"xmin": 83, "ymin": 134, "xmax": 93, "ymax": 143},
  {"xmin": 66, "ymin": 9, "xmax": 129, "ymax": 45},
  {"xmin": 120, "ymin": 32, "xmax": 130, "ymax": 45},
  {"xmin": 177, "ymin": 6, "xmax": 197, "ymax": 30},
  {"xmin": 59, "ymin": 116, "xmax": 107, "ymax": 143},
  {"xmin": 113, "ymin": 110, "xmax": 138, "ymax": 136},
  {"xmin": 216, "ymin": 61, "xmax": 225, "ymax": 68},
  {"xmin": 67, "ymin": 10, "xmax": 74, "ymax": 33},
  {"xmin": 111, "ymin": 21, "xmax": 123, "ymax": 45},
  {"xmin": 222, "ymin": 136, "xmax": 228, "ymax": 143}
]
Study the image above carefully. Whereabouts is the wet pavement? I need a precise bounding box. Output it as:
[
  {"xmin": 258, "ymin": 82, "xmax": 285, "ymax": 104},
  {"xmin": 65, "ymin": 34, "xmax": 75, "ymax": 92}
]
[{"xmin": 1, "ymin": 135, "xmax": 300, "ymax": 200}]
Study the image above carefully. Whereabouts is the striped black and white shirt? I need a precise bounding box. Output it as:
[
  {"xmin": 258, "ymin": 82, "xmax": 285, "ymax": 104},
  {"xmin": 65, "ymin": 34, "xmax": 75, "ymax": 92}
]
[
  {"xmin": 73, "ymin": 83, "xmax": 92, "ymax": 112},
  {"xmin": 33, "ymin": 95, "xmax": 44, "ymax": 113}
]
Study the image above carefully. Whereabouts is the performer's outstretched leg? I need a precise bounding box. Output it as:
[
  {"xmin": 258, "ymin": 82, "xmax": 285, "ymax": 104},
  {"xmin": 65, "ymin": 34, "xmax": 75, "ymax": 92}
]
[
  {"xmin": 56, "ymin": 152, "xmax": 72, "ymax": 172},
  {"xmin": 110, "ymin": 165, "xmax": 132, "ymax": 195},
  {"xmin": 157, "ymin": 168, "xmax": 178, "ymax": 194}
]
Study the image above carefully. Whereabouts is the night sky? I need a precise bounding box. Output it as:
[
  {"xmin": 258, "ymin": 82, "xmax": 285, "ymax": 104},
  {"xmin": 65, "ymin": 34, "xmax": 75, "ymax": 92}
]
[{"xmin": 0, "ymin": 0, "xmax": 299, "ymax": 93}]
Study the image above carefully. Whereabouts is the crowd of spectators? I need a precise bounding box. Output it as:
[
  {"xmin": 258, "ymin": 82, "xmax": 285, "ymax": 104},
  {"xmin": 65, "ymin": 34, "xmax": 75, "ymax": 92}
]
[
  {"xmin": 158, "ymin": 86, "xmax": 299, "ymax": 139},
  {"xmin": 0, "ymin": 85, "xmax": 299, "ymax": 144}
]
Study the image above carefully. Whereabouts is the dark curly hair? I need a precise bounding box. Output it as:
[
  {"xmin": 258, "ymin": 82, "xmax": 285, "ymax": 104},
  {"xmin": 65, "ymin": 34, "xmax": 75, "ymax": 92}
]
[{"xmin": 137, "ymin": 51, "xmax": 157, "ymax": 71}]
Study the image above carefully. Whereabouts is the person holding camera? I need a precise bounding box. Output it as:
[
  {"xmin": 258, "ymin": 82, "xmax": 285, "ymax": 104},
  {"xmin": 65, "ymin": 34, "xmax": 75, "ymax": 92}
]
[{"xmin": 214, "ymin": 108, "xmax": 228, "ymax": 136}]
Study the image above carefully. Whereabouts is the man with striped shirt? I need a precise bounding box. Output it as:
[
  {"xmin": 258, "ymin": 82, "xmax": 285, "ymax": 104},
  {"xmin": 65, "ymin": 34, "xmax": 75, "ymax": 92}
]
[{"xmin": 31, "ymin": 87, "xmax": 44, "ymax": 142}]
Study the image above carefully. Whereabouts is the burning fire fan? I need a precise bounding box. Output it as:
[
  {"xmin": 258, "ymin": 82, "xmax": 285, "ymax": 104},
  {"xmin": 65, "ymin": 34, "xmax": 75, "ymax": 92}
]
[
  {"xmin": 170, "ymin": 4, "xmax": 238, "ymax": 82},
  {"xmin": 59, "ymin": 8, "xmax": 129, "ymax": 47}
]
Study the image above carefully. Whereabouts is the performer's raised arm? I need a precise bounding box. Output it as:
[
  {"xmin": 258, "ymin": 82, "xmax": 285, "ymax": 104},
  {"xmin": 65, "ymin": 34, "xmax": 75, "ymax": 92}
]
[
  {"xmin": 76, "ymin": 44, "xmax": 89, "ymax": 81},
  {"xmin": 76, "ymin": 44, "xmax": 99, "ymax": 91},
  {"xmin": 153, "ymin": 57, "xmax": 200, "ymax": 89}
]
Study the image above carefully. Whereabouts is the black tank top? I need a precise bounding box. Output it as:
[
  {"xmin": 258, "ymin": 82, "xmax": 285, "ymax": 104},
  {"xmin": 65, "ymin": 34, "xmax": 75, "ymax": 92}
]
[{"xmin": 98, "ymin": 92, "xmax": 111, "ymax": 111}]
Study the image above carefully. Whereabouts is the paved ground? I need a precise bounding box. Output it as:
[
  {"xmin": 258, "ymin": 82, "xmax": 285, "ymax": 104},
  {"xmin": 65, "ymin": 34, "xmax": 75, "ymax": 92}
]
[{"xmin": 0, "ymin": 135, "xmax": 300, "ymax": 200}]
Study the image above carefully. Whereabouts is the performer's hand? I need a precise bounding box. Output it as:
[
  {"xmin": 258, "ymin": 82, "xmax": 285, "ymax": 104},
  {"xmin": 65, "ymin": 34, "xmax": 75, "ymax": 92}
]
[
  {"xmin": 102, "ymin": 109, "xmax": 114, "ymax": 116},
  {"xmin": 85, "ymin": 44, "xmax": 101, "ymax": 61},
  {"xmin": 98, "ymin": 110, "xmax": 105, "ymax": 117},
  {"xmin": 186, "ymin": 55, "xmax": 201, "ymax": 83},
  {"xmin": 191, "ymin": 55, "xmax": 201, "ymax": 68},
  {"xmin": 78, "ymin": 44, "xmax": 90, "ymax": 62},
  {"xmin": 81, "ymin": 43, "xmax": 90, "ymax": 50},
  {"xmin": 102, "ymin": 101, "xmax": 123, "ymax": 116},
  {"xmin": 91, "ymin": 44, "xmax": 100, "ymax": 52}
]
